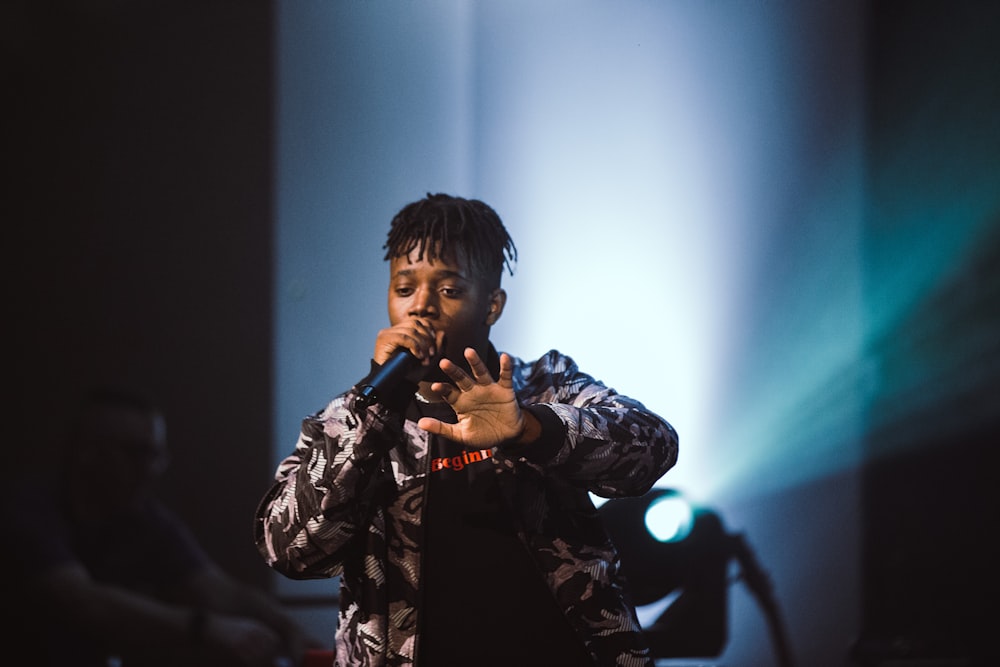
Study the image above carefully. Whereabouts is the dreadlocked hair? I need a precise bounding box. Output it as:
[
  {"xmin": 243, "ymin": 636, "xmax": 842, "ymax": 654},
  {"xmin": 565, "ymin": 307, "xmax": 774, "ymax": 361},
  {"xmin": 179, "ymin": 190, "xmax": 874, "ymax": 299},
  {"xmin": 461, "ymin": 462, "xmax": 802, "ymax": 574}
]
[{"xmin": 383, "ymin": 193, "xmax": 517, "ymax": 286}]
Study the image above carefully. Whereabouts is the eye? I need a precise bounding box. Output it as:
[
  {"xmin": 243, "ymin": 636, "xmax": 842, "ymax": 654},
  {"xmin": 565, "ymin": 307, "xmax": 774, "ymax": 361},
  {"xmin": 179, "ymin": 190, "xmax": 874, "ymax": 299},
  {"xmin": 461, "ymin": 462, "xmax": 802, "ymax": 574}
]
[
  {"xmin": 440, "ymin": 286, "xmax": 464, "ymax": 298},
  {"xmin": 394, "ymin": 286, "xmax": 414, "ymax": 297}
]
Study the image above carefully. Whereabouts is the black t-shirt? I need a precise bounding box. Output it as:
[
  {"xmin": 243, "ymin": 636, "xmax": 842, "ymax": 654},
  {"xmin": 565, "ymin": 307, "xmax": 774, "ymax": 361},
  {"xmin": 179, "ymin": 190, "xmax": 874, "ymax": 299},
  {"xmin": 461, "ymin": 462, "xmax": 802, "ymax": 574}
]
[{"xmin": 411, "ymin": 399, "xmax": 594, "ymax": 666}]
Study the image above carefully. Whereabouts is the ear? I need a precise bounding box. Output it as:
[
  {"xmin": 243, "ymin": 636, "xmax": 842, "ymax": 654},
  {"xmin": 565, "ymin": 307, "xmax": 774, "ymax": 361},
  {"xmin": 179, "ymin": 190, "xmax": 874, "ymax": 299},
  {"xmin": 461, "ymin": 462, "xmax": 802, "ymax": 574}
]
[{"xmin": 485, "ymin": 288, "xmax": 507, "ymax": 326}]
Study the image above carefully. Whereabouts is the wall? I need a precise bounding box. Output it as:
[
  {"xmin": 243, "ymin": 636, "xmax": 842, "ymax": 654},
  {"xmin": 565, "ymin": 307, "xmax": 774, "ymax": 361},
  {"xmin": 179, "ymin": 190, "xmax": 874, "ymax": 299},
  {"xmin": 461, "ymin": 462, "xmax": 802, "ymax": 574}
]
[
  {"xmin": 274, "ymin": 2, "xmax": 1000, "ymax": 665},
  {"xmin": 274, "ymin": 1, "xmax": 865, "ymax": 664},
  {"xmin": 7, "ymin": 0, "xmax": 276, "ymax": 588}
]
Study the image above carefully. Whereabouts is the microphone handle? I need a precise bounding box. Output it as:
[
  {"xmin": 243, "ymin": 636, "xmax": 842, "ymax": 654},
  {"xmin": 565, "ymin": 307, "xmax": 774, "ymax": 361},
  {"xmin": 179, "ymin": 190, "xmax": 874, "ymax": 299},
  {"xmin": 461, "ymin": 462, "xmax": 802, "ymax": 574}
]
[{"xmin": 353, "ymin": 349, "xmax": 419, "ymax": 409}]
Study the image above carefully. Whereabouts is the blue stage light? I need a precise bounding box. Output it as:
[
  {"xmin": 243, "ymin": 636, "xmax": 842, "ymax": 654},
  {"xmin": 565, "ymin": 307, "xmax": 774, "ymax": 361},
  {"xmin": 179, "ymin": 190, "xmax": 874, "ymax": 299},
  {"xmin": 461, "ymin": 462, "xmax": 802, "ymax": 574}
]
[
  {"xmin": 644, "ymin": 489, "xmax": 694, "ymax": 543},
  {"xmin": 599, "ymin": 488, "xmax": 794, "ymax": 665}
]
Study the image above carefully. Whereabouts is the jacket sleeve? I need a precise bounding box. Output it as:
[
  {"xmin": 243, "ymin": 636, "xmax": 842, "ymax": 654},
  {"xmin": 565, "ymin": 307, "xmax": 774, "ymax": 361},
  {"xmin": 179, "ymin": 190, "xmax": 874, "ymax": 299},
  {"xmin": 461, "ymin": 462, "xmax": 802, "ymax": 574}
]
[
  {"xmin": 253, "ymin": 389, "xmax": 405, "ymax": 580},
  {"xmin": 501, "ymin": 349, "xmax": 679, "ymax": 498}
]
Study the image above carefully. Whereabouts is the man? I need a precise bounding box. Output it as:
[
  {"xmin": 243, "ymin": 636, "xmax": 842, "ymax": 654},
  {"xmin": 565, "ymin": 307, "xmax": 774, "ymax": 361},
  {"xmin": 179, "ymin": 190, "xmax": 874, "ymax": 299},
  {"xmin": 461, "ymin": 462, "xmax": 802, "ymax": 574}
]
[
  {"xmin": 255, "ymin": 193, "xmax": 679, "ymax": 666},
  {"xmin": 2, "ymin": 388, "xmax": 320, "ymax": 667}
]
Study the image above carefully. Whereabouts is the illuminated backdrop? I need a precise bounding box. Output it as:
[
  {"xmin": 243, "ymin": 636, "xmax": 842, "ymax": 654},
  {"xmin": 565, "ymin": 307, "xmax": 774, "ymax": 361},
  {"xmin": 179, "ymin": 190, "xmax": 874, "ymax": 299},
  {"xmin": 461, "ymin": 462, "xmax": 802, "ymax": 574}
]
[{"xmin": 271, "ymin": 2, "xmax": 998, "ymax": 665}]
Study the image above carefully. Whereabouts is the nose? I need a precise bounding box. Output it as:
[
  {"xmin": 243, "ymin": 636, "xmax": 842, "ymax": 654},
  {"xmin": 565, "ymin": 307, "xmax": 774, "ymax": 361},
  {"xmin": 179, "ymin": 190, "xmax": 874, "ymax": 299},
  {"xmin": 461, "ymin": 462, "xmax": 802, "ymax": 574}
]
[{"xmin": 408, "ymin": 287, "xmax": 438, "ymax": 318}]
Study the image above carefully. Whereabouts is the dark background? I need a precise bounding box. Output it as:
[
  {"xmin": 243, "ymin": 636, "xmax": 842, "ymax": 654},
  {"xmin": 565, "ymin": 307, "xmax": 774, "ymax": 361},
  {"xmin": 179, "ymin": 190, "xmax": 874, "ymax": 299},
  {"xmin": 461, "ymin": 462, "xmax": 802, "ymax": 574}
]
[
  {"xmin": 6, "ymin": 0, "xmax": 275, "ymax": 588},
  {"xmin": 858, "ymin": 2, "xmax": 1000, "ymax": 662}
]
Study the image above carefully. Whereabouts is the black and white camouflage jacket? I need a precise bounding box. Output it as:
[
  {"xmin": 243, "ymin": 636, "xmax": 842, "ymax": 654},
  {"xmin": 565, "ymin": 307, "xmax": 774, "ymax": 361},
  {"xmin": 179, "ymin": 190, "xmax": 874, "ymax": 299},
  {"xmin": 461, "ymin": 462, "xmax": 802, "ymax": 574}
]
[{"xmin": 255, "ymin": 348, "xmax": 679, "ymax": 667}]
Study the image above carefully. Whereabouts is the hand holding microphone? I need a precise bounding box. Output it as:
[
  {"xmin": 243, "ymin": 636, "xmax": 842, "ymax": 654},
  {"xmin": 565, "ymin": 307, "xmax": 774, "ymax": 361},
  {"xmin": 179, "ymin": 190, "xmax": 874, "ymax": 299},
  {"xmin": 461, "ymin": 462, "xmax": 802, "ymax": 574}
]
[{"xmin": 352, "ymin": 319, "xmax": 441, "ymax": 410}]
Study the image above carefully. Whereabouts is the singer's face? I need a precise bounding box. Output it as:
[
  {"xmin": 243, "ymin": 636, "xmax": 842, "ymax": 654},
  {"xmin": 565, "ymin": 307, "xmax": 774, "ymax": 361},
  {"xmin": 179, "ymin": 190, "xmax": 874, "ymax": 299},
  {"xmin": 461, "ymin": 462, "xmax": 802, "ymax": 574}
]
[{"xmin": 387, "ymin": 245, "xmax": 504, "ymax": 370}]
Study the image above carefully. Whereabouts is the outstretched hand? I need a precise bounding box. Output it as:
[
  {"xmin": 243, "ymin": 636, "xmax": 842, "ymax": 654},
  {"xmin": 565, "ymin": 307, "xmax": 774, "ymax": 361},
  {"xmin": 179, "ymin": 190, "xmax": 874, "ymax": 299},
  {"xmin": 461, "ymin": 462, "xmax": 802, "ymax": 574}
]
[{"xmin": 417, "ymin": 348, "xmax": 526, "ymax": 448}]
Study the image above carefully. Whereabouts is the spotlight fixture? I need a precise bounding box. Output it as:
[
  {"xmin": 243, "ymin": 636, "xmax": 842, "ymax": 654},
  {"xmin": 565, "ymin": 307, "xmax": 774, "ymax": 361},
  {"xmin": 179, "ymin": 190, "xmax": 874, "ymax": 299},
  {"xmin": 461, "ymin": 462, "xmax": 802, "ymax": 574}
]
[{"xmin": 598, "ymin": 488, "xmax": 794, "ymax": 666}]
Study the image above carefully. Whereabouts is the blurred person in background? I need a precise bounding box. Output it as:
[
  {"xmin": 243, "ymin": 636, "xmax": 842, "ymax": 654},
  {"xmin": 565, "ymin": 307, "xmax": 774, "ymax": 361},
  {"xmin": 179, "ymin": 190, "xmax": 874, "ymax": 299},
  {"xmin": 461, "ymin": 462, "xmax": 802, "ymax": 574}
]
[{"xmin": 1, "ymin": 387, "xmax": 323, "ymax": 667}]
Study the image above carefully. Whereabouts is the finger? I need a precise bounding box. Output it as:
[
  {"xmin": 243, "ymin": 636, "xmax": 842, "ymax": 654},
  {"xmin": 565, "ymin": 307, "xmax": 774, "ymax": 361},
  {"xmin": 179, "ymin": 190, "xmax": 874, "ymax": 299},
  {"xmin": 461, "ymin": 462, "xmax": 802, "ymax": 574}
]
[
  {"xmin": 411, "ymin": 318, "xmax": 437, "ymax": 344},
  {"xmin": 438, "ymin": 358, "xmax": 475, "ymax": 391},
  {"xmin": 429, "ymin": 382, "xmax": 456, "ymax": 401},
  {"xmin": 417, "ymin": 416, "xmax": 452, "ymax": 438},
  {"xmin": 498, "ymin": 352, "xmax": 514, "ymax": 387},
  {"xmin": 464, "ymin": 347, "xmax": 491, "ymax": 384},
  {"xmin": 377, "ymin": 329, "xmax": 434, "ymax": 363},
  {"xmin": 406, "ymin": 320, "xmax": 437, "ymax": 358}
]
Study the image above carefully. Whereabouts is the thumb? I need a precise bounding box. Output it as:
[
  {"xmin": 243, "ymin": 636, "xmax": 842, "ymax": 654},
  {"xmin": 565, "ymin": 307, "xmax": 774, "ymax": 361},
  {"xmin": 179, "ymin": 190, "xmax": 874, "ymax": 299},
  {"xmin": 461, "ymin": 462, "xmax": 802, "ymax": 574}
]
[{"xmin": 417, "ymin": 417, "xmax": 449, "ymax": 437}]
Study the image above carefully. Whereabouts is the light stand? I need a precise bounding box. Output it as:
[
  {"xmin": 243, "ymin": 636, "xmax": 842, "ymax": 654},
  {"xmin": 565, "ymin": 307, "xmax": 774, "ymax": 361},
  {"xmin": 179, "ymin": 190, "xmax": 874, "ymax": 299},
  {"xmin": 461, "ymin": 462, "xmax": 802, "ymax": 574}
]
[{"xmin": 598, "ymin": 489, "xmax": 795, "ymax": 666}]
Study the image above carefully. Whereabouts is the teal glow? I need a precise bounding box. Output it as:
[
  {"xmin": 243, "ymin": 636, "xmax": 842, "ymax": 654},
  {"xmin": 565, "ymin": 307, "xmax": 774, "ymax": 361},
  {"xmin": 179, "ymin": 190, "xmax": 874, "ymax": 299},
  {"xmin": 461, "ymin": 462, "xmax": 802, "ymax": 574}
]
[{"xmin": 645, "ymin": 492, "xmax": 694, "ymax": 543}]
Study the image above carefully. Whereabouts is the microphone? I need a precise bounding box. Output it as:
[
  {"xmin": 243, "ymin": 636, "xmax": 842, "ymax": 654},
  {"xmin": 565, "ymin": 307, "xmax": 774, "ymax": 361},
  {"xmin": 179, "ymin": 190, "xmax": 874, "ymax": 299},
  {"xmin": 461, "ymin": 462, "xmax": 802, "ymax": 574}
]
[{"xmin": 352, "ymin": 349, "xmax": 421, "ymax": 410}]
